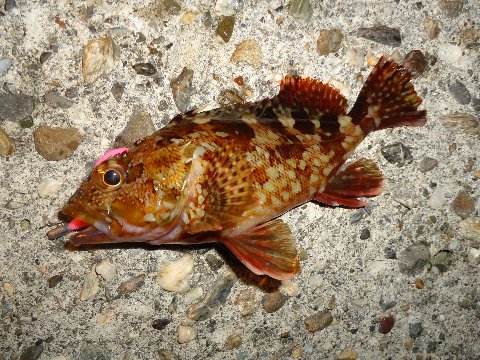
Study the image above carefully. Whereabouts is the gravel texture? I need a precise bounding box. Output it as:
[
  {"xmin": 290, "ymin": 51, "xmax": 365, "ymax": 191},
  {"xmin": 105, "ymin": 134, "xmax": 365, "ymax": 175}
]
[{"xmin": 1, "ymin": 0, "xmax": 479, "ymax": 359}]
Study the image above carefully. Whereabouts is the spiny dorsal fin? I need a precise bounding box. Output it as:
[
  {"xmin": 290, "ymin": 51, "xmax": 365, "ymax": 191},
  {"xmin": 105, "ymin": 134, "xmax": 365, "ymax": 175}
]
[
  {"xmin": 221, "ymin": 219, "xmax": 300, "ymax": 280},
  {"xmin": 278, "ymin": 75, "xmax": 349, "ymax": 117},
  {"xmin": 187, "ymin": 144, "xmax": 255, "ymax": 234}
]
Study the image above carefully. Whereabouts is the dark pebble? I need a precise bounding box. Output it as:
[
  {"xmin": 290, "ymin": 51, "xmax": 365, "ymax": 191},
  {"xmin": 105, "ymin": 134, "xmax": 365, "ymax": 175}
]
[
  {"xmin": 402, "ymin": 50, "xmax": 427, "ymax": 78},
  {"xmin": 379, "ymin": 299, "xmax": 397, "ymax": 311},
  {"xmin": 419, "ymin": 157, "xmax": 438, "ymax": 173},
  {"xmin": 44, "ymin": 90, "xmax": 74, "ymax": 109},
  {"xmin": 472, "ymin": 98, "xmax": 480, "ymax": 114},
  {"xmin": 349, "ymin": 208, "xmax": 365, "ymax": 224},
  {"xmin": 4, "ymin": 0, "xmax": 16, "ymax": 11},
  {"xmin": 170, "ymin": 67, "xmax": 194, "ymax": 112},
  {"xmin": 397, "ymin": 243, "xmax": 430, "ymax": 275},
  {"xmin": 158, "ymin": 349, "xmax": 174, "ymax": 360},
  {"xmin": 357, "ymin": 26, "xmax": 401, "ymax": 46},
  {"xmin": 187, "ymin": 270, "xmax": 237, "ymax": 321},
  {"xmin": 116, "ymin": 274, "xmax": 145, "ymax": 295},
  {"xmin": 430, "ymin": 250, "xmax": 453, "ymax": 273},
  {"xmin": 19, "ymin": 116, "xmax": 34, "ymax": 129},
  {"xmin": 205, "ymin": 253, "xmax": 224, "ymax": 272},
  {"xmin": 216, "ymin": 16, "xmax": 235, "ymax": 43},
  {"xmin": 132, "ymin": 62, "xmax": 157, "ymax": 76},
  {"xmin": 384, "ymin": 247, "xmax": 396, "ymax": 259},
  {"xmin": 39, "ymin": 51, "xmax": 53, "ymax": 64},
  {"xmin": 78, "ymin": 347, "xmax": 110, "ymax": 360},
  {"xmin": 449, "ymin": 80, "xmax": 471, "ymax": 105},
  {"xmin": 262, "ymin": 291, "xmax": 287, "ymax": 313},
  {"xmin": 0, "ymin": 93, "xmax": 34, "ymax": 122},
  {"xmin": 427, "ymin": 341, "xmax": 437, "ymax": 353},
  {"xmin": 381, "ymin": 142, "xmax": 413, "ymax": 166},
  {"xmin": 111, "ymin": 82, "xmax": 124, "ymax": 102},
  {"xmin": 19, "ymin": 343, "xmax": 44, "ymax": 360},
  {"xmin": 360, "ymin": 228, "xmax": 370, "ymax": 240},
  {"xmin": 152, "ymin": 318, "xmax": 172, "ymax": 331},
  {"xmin": 378, "ymin": 314, "xmax": 395, "ymax": 334},
  {"xmin": 161, "ymin": 0, "xmax": 181, "ymax": 15},
  {"xmin": 409, "ymin": 322, "xmax": 423, "ymax": 339},
  {"xmin": 451, "ymin": 190, "xmax": 475, "ymax": 219},
  {"xmin": 47, "ymin": 274, "xmax": 63, "ymax": 288}
]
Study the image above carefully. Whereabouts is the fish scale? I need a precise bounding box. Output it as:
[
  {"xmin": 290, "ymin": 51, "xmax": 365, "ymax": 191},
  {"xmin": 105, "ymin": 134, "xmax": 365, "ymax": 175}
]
[{"xmin": 48, "ymin": 56, "xmax": 427, "ymax": 280}]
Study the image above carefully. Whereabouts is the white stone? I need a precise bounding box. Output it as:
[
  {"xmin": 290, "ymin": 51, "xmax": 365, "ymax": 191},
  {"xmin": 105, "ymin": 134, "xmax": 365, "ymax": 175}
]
[
  {"xmin": 177, "ymin": 324, "xmax": 198, "ymax": 343},
  {"xmin": 214, "ymin": 0, "xmax": 244, "ymax": 16},
  {"xmin": 467, "ymin": 248, "xmax": 480, "ymax": 265},
  {"xmin": 156, "ymin": 254, "xmax": 194, "ymax": 293},
  {"xmin": 438, "ymin": 44, "xmax": 462, "ymax": 64},
  {"xmin": 345, "ymin": 48, "xmax": 364, "ymax": 67},
  {"xmin": 328, "ymin": 79, "xmax": 351, "ymax": 97},
  {"xmin": 184, "ymin": 286, "xmax": 204, "ymax": 303},
  {"xmin": 95, "ymin": 259, "xmax": 117, "ymax": 282},
  {"xmin": 80, "ymin": 266, "xmax": 100, "ymax": 301},
  {"xmin": 37, "ymin": 178, "xmax": 62, "ymax": 198},
  {"xmin": 428, "ymin": 187, "xmax": 445, "ymax": 209},
  {"xmin": 280, "ymin": 279, "xmax": 301, "ymax": 296}
]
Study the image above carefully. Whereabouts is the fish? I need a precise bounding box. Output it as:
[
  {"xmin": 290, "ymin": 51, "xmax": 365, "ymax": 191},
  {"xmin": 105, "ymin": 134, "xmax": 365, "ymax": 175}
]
[{"xmin": 48, "ymin": 55, "xmax": 426, "ymax": 280}]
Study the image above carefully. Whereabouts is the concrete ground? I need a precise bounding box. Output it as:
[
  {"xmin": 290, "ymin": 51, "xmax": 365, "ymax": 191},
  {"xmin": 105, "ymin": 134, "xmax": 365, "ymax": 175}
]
[{"xmin": 0, "ymin": 0, "xmax": 479, "ymax": 359}]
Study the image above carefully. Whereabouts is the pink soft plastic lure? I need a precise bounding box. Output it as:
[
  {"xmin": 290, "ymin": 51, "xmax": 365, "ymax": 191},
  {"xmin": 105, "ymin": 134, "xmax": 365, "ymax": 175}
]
[{"xmin": 47, "ymin": 148, "xmax": 129, "ymax": 239}]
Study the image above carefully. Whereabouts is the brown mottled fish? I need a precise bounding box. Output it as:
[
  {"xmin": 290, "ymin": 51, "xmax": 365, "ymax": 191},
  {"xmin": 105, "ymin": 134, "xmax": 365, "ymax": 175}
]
[{"xmin": 48, "ymin": 56, "xmax": 426, "ymax": 280}]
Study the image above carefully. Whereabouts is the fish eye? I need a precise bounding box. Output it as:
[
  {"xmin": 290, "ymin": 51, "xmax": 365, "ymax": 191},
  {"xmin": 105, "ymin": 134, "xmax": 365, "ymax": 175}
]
[
  {"xmin": 94, "ymin": 161, "xmax": 127, "ymax": 191},
  {"xmin": 103, "ymin": 169, "xmax": 121, "ymax": 186}
]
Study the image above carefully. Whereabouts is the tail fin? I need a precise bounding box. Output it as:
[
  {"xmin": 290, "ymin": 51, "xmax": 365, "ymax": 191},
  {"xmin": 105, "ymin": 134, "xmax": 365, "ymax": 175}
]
[{"xmin": 348, "ymin": 55, "xmax": 427, "ymax": 133}]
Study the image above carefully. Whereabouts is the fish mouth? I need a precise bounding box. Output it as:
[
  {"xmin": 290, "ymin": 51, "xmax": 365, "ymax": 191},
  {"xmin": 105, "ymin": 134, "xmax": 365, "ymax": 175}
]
[{"xmin": 60, "ymin": 202, "xmax": 115, "ymax": 246}]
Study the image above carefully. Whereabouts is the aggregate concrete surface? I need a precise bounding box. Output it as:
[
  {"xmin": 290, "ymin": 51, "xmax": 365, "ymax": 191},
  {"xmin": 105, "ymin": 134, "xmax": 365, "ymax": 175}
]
[{"xmin": 0, "ymin": 0, "xmax": 479, "ymax": 359}]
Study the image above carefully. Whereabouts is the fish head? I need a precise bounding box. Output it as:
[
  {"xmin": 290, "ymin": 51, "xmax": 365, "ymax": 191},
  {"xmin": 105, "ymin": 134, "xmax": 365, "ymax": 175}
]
[{"xmin": 61, "ymin": 143, "xmax": 192, "ymax": 245}]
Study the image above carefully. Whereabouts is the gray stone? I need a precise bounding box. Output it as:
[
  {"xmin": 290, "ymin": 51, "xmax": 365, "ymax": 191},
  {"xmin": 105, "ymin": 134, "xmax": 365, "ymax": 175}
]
[
  {"xmin": 132, "ymin": 62, "xmax": 157, "ymax": 76},
  {"xmin": 289, "ymin": 0, "xmax": 313, "ymax": 21},
  {"xmin": 170, "ymin": 67, "xmax": 194, "ymax": 112},
  {"xmin": 440, "ymin": 113, "xmax": 480, "ymax": 136},
  {"xmin": 397, "ymin": 243, "xmax": 430, "ymax": 275},
  {"xmin": 419, "ymin": 157, "xmax": 438, "ymax": 173},
  {"xmin": 381, "ymin": 142, "xmax": 413, "ymax": 166},
  {"xmin": 430, "ymin": 250, "xmax": 453, "ymax": 273},
  {"xmin": 449, "ymin": 80, "xmax": 471, "ymax": 105},
  {"xmin": 0, "ymin": 59, "xmax": 12, "ymax": 75},
  {"xmin": 114, "ymin": 108, "xmax": 156, "ymax": 147},
  {"xmin": 409, "ymin": 322, "xmax": 423, "ymax": 339},
  {"xmin": 44, "ymin": 90, "xmax": 74, "ymax": 109},
  {"xmin": 111, "ymin": 82, "xmax": 124, "ymax": 102},
  {"xmin": 19, "ymin": 343, "xmax": 44, "ymax": 360},
  {"xmin": 357, "ymin": 26, "xmax": 401, "ymax": 47},
  {"xmin": 187, "ymin": 270, "xmax": 237, "ymax": 321},
  {"xmin": 0, "ymin": 93, "xmax": 34, "ymax": 122}
]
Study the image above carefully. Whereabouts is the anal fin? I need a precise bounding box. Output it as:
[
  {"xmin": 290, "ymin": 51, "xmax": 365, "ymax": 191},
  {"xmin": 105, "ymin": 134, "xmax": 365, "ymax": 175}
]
[
  {"xmin": 315, "ymin": 158, "xmax": 384, "ymax": 208},
  {"xmin": 221, "ymin": 219, "xmax": 300, "ymax": 280}
]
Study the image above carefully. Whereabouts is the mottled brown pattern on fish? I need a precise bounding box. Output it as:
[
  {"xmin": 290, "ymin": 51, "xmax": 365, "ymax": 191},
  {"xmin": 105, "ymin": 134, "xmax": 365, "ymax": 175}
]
[{"xmin": 57, "ymin": 56, "xmax": 426, "ymax": 280}]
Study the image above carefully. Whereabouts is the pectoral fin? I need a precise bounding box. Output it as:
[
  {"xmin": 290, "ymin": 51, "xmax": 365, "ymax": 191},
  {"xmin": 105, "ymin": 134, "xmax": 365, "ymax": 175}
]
[
  {"xmin": 221, "ymin": 219, "xmax": 300, "ymax": 280},
  {"xmin": 315, "ymin": 158, "xmax": 384, "ymax": 208},
  {"xmin": 187, "ymin": 144, "xmax": 255, "ymax": 234}
]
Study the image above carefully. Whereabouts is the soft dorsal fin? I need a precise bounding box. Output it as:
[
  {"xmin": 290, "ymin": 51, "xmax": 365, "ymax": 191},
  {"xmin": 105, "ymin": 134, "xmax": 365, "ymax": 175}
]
[{"xmin": 278, "ymin": 75, "xmax": 349, "ymax": 116}]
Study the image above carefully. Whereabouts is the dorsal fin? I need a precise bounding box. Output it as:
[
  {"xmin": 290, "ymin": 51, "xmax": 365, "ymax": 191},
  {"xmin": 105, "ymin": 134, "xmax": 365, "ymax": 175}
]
[{"xmin": 278, "ymin": 75, "xmax": 348, "ymax": 117}]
